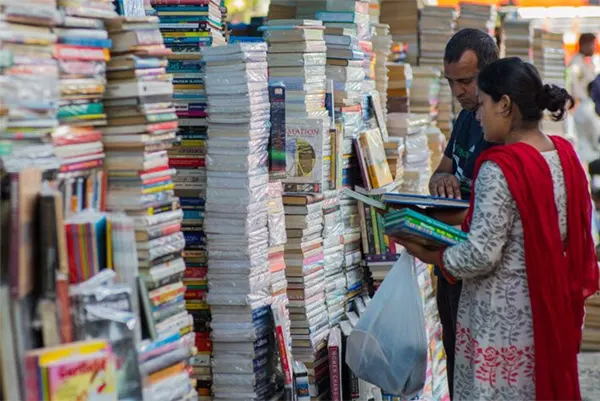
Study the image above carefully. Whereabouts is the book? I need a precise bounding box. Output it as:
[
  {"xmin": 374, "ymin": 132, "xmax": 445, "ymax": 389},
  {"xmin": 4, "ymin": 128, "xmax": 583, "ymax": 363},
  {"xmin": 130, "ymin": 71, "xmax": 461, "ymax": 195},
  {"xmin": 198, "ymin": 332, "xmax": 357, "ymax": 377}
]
[
  {"xmin": 384, "ymin": 209, "xmax": 468, "ymax": 249},
  {"xmin": 381, "ymin": 193, "xmax": 470, "ymax": 209}
]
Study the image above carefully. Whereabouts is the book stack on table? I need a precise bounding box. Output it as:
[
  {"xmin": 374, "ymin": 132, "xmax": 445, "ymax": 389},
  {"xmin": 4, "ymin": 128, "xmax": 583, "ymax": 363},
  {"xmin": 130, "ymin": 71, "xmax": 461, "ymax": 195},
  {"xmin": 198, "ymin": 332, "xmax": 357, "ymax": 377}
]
[
  {"xmin": 282, "ymin": 193, "xmax": 331, "ymax": 399},
  {"xmin": 417, "ymin": 6, "xmax": 455, "ymax": 70},
  {"xmin": 321, "ymin": 191, "xmax": 346, "ymax": 326},
  {"xmin": 202, "ymin": 43, "xmax": 281, "ymax": 401},
  {"xmin": 0, "ymin": 0, "xmax": 61, "ymax": 173},
  {"xmin": 379, "ymin": 0, "xmax": 419, "ymax": 65}
]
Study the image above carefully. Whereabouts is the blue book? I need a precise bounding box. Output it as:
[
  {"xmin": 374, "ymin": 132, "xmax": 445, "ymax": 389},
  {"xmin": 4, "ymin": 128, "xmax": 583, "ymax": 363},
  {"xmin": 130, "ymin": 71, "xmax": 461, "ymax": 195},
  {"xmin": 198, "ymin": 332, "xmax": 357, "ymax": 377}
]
[{"xmin": 61, "ymin": 37, "xmax": 113, "ymax": 48}]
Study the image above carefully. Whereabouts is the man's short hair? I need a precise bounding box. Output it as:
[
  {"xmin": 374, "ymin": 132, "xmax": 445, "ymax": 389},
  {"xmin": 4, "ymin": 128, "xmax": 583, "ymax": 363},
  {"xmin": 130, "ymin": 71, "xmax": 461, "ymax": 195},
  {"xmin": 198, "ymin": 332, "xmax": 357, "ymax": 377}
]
[
  {"xmin": 444, "ymin": 28, "xmax": 499, "ymax": 70},
  {"xmin": 579, "ymin": 33, "xmax": 597, "ymax": 48}
]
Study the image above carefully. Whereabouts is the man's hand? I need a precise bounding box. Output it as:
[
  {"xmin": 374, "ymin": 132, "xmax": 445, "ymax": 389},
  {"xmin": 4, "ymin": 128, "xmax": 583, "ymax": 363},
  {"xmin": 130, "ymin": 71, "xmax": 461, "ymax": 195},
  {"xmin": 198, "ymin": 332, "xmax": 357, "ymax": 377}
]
[{"xmin": 429, "ymin": 173, "xmax": 461, "ymax": 199}]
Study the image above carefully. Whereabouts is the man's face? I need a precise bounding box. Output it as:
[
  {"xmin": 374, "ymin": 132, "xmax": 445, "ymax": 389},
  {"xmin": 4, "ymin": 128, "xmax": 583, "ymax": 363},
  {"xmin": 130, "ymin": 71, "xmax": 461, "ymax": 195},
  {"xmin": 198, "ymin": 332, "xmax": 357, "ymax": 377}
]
[
  {"xmin": 581, "ymin": 40, "xmax": 596, "ymax": 57},
  {"xmin": 444, "ymin": 49, "xmax": 479, "ymax": 111}
]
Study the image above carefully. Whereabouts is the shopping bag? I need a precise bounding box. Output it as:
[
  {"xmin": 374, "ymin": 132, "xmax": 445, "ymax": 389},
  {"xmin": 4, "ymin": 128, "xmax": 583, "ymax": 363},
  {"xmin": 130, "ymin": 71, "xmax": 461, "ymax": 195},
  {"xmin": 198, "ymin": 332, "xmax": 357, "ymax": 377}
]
[{"xmin": 345, "ymin": 252, "xmax": 428, "ymax": 397}]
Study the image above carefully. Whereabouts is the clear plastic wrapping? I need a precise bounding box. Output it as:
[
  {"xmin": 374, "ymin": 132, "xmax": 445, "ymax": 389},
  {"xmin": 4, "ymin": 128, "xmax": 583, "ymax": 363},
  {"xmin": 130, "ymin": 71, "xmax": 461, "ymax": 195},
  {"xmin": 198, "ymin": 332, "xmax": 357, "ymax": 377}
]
[{"xmin": 206, "ymin": 151, "xmax": 269, "ymax": 173}]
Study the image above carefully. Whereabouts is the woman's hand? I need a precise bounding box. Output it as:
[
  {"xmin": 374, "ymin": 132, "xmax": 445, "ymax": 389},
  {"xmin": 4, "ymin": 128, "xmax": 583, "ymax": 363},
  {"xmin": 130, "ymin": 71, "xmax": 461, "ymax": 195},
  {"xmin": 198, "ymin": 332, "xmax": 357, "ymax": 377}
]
[{"xmin": 394, "ymin": 238, "xmax": 441, "ymax": 265}]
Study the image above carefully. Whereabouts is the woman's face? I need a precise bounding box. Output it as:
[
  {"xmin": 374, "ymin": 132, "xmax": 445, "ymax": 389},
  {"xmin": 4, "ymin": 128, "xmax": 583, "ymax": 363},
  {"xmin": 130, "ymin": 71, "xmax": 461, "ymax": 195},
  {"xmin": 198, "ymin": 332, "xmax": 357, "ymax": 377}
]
[{"xmin": 476, "ymin": 91, "xmax": 509, "ymax": 144}]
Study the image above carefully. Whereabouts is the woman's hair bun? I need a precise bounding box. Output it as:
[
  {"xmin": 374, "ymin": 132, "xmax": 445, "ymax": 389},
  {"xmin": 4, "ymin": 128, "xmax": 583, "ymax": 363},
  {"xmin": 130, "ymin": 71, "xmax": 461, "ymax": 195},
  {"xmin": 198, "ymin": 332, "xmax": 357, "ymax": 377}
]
[{"xmin": 536, "ymin": 84, "xmax": 574, "ymax": 121}]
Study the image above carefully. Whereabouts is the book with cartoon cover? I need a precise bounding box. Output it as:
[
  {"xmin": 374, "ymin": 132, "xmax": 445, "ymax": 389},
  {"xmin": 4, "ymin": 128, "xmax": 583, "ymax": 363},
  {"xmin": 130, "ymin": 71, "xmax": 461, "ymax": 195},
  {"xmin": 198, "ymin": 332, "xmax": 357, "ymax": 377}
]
[{"xmin": 284, "ymin": 117, "xmax": 326, "ymax": 194}]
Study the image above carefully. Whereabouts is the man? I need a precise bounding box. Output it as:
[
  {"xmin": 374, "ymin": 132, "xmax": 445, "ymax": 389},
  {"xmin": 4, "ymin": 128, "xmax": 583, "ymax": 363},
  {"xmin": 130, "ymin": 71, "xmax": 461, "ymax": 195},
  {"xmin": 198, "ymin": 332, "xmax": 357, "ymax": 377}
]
[
  {"xmin": 574, "ymin": 81, "xmax": 600, "ymax": 170},
  {"xmin": 428, "ymin": 28, "xmax": 499, "ymax": 399},
  {"xmin": 569, "ymin": 33, "xmax": 599, "ymax": 103}
]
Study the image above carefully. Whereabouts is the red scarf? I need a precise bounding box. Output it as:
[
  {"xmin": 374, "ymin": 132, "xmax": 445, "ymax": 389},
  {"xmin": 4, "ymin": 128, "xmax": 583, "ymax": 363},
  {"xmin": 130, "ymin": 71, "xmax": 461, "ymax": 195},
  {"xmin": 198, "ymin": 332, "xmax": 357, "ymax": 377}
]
[{"xmin": 462, "ymin": 136, "xmax": 599, "ymax": 400}]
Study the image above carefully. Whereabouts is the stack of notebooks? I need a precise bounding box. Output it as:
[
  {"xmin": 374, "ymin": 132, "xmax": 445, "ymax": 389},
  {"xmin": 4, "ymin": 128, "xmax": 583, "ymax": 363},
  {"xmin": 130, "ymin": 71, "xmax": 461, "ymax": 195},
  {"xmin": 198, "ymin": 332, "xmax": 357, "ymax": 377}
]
[
  {"xmin": 282, "ymin": 193, "xmax": 331, "ymax": 399},
  {"xmin": 379, "ymin": 0, "xmax": 419, "ymax": 65},
  {"xmin": 457, "ymin": 2, "xmax": 497, "ymax": 37},
  {"xmin": 52, "ymin": 1, "xmax": 115, "ymax": 205},
  {"xmin": 201, "ymin": 43, "xmax": 280, "ymax": 401},
  {"xmin": 417, "ymin": 7, "xmax": 455, "ymax": 69},
  {"xmin": 372, "ymin": 23, "xmax": 392, "ymax": 119},
  {"xmin": 384, "ymin": 208, "xmax": 468, "ymax": 249},
  {"xmin": 532, "ymin": 30, "xmax": 567, "ymax": 136},
  {"xmin": 0, "ymin": 0, "xmax": 61, "ymax": 173},
  {"xmin": 321, "ymin": 191, "xmax": 346, "ymax": 325},
  {"xmin": 386, "ymin": 63, "xmax": 412, "ymax": 113},
  {"xmin": 409, "ymin": 66, "xmax": 441, "ymax": 123},
  {"xmin": 502, "ymin": 19, "xmax": 532, "ymax": 61},
  {"xmin": 138, "ymin": 331, "xmax": 198, "ymax": 401},
  {"xmin": 384, "ymin": 137, "xmax": 405, "ymax": 182}
]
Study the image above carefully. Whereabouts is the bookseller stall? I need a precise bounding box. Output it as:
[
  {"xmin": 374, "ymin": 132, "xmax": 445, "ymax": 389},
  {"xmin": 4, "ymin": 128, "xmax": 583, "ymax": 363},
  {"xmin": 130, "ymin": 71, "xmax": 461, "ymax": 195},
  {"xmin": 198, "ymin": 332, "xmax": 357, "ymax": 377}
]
[{"xmin": 5, "ymin": 0, "xmax": 599, "ymax": 400}]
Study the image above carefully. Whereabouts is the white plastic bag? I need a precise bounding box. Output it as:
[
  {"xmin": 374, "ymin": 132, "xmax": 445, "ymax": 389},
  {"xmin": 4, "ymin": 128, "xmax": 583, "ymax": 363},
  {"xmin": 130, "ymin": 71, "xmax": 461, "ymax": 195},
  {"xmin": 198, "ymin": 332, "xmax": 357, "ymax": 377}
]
[{"xmin": 345, "ymin": 252, "xmax": 427, "ymax": 397}]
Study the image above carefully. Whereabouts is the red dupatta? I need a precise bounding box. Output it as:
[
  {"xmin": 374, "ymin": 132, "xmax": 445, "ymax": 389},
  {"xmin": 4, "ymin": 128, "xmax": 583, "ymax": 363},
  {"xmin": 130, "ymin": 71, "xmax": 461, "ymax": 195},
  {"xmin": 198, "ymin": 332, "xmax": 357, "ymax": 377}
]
[{"xmin": 461, "ymin": 136, "xmax": 599, "ymax": 400}]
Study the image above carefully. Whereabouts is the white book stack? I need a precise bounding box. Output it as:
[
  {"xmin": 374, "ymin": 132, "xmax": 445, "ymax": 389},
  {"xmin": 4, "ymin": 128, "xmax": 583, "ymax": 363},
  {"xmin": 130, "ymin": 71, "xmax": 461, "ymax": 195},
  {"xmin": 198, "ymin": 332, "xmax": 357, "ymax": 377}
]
[
  {"xmin": 457, "ymin": 2, "xmax": 497, "ymax": 37},
  {"xmin": 387, "ymin": 113, "xmax": 431, "ymax": 195},
  {"xmin": 282, "ymin": 194, "xmax": 330, "ymax": 399},
  {"xmin": 321, "ymin": 190, "xmax": 346, "ymax": 325},
  {"xmin": 532, "ymin": 30, "xmax": 567, "ymax": 136},
  {"xmin": 410, "ymin": 66, "xmax": 441, "ymax": 124},
  {"xmin": 502, "ymin": 20, "xmax": 532, "ymax": 61},
  {"xmin": 372, "ymin": 23, "xmax": 392, "ymax": 119},
  {"xmin": 201, "ymin": 43, "xmax": 279, "ymax": 401}
]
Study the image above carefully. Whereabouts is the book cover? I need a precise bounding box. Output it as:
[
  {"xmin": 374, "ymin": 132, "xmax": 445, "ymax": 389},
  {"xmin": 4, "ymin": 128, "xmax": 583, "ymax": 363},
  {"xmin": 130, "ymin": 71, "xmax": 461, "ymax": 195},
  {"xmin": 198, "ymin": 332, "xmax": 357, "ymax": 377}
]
[
  {"xmin": 357, "ymin": 128, "xmax": 393, "ymax": 190},
  {"xmin": 283, "ymin": 118, "xmax": 326, "ymax": 194},
  {"xmin": 268, "ymin": 83, "xmax": 286, "ymax": 180}
]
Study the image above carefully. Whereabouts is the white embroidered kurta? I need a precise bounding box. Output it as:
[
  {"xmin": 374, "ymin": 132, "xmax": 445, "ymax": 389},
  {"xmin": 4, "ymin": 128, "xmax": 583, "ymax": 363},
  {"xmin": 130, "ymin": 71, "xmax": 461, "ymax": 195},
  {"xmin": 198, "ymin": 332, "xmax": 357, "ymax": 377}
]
[{"xmin": 442, "ymin": 151, "xmax": 567, "ymax": 401}]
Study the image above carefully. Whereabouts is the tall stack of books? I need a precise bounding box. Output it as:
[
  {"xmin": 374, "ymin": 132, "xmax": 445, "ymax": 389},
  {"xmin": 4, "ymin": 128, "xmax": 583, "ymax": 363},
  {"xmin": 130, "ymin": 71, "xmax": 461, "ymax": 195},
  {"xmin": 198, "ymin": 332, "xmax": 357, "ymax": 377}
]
[
  {"xmin": 0, "ymin": 0, "xmax": 61, "ymax": 173},
  {"xmin": 457, "ymin": 2, "xmax": 497, "ymax": 37},
  {"xmin": 267, "ymin": 0, "xmax": 297, "ymax": 20},
  {"xmin": 52, "ymin": 0, "xmax": 117, "ymax": 216},
  {"xmin": 387, "ymin": 113, "xmax": 432, "ymax": 194},
  {"xmin": 380, "ymin": 0, "xmax": 419, "ymax": 65},
  {"xmin": 201, "ymin": 43, "xmax": 279, "ymax": 401},
  {"xmin": 427, "ymin": 126, "xmax": 446, "ymax": 172},
  {"xmin": 417, "ymin": 6, "xmax": 455, "ymax": 69},
  {"xmin": 368, "ymin": 0, "xmax": 381, "ymax": 23},
  {"xmin": 410, "ymin": 66, "xmax": 441, "ymax": 124},
  {"xmin": 263, "ymin": 19, "xmax": 331, "ymax": 193},
  {"xmin": 502, "ymin": 19, "xmax": 531, "ymax": 61},
  {"xmin": 372, "ymin": 23, "xmax": 392, "ymax": 118},
  {"xmin": 282, "ymin": 193, "xmax": 331, "ymax": 399},
  {"xmin": 321, "ymin": 190, "xmax": 346, "ymax": 325},
  {"xmin": 532, "ymin": 30, "xmax": 567, "ymax": 136},
  {"xmin": 102, "ymin": 17, "xmax": 193, "ymax": 345},
  {"xmin": 387, "ymin": 63, "xmax": 412, "ymax": 113}
]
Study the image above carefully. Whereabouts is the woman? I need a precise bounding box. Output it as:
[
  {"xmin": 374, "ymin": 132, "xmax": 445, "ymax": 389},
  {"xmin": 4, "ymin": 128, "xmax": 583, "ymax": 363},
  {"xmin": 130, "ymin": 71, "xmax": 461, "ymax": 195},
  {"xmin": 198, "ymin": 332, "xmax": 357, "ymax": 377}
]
[{"xmin": 397, "ymin": 57, "xmax": 599, "ymax": 400}]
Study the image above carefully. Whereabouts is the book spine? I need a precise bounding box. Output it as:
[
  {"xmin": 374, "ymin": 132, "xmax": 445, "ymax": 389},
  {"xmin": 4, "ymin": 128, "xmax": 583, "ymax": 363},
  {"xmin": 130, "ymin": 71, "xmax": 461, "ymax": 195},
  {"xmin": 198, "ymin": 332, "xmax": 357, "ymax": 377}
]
[
  {"xmin": 370, "ymin": 206, "xmax": 380, "ymax": 254},
  {"xmin": 363, "ymin": 203, "xmax": 375, "ymax": 255},
  {"xmin": 329, "ymin": 345, "xmax": 341, "ymax": 401}
]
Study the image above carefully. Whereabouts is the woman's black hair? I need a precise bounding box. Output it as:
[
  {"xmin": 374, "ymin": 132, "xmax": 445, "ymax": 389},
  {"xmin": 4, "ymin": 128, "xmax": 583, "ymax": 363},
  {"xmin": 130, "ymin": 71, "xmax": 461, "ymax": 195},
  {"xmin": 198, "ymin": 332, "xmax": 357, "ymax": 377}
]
[{"xmin": 477, "ymin": 57, "xmax": 573, "ymax": 123}]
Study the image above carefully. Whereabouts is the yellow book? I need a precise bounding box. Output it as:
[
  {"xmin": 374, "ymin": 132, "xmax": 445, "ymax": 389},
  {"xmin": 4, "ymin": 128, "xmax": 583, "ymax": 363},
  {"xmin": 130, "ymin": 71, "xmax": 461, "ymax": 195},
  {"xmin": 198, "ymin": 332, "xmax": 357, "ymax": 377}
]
[{"xmin": 358, "ymin": 128, "xmax": 393, "ymax": 189}]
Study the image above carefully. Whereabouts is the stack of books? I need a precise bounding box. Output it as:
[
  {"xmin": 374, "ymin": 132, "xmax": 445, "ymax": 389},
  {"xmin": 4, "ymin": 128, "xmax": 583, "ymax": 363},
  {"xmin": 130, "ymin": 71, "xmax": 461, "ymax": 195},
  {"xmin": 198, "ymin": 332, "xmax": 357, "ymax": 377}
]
[
  {"xmin": 387, "ymin": 113, "xmax": 432, "ymax": 194},
  {"xmin": 384, "ymin": 208, "xmax": 468, "ymax": 248},
  {"xmin": 321, "ymin": 191, "xmax": 346, "ymax": 325},
  {"xmin": 532, "ymin": 30, "xmax": 567, "ymax": 136},
  {"xmin": 0, "ymin": 0, "xmax": 61, "ymax": 173},
  {"xmin": 417, "ymin": 7, "xmax": 455, "ymax": 69},
  {"xmin": 386, "ymin": 62, "xmax": 412, "ymax": 113},
  {"xmin": 410, "ymin": 66, "xmax": 441, "ymax": 124},
  {"xmin": 52, "ymin": 2, "xmax": 115, "ymax": 206},
  {"xmin": 372, "ymin": 23, "xmax": 392, "ymax": 118},
  {"xmin": 317, "ymin": 4, "xmax": 369, "ymax": 109},
  {"xmin": 384, "ymin": 138, "xmax": 405, "ymax": 182},
  {"xmin": 380, "ymin": 0, "xmax": 419, "ymax": 65},
  {"xmin": 201, "ymin": 43, "xmax": 279, "ymax": 400},
  {"xmin": 457, "ymin": 2, "xmax": 497, "ymax": 37},
  {"xmin": 368, "ymin": 0, "xmax": 381, "ymax": 24},
  {"xmin": 138, "ymin": 331, "xmax": 197, "ymax": 401},
  {"xmin": 502, "ymin": 19, "xmax": 532, "ymax": 61},
  {"xmin": 267, "ymin": 0, "xmax": 297, "ymax": 20},
  {"xmin": 282, "ymin": 193, "xmax": 331, "ymax": 399},
  {"xmin": 102, "ymin": 17, "xmax": 193, "ymax": 346},
  {"xmin": 426, "ymin": 125, "xmax": 446, "ymax": 172}
]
